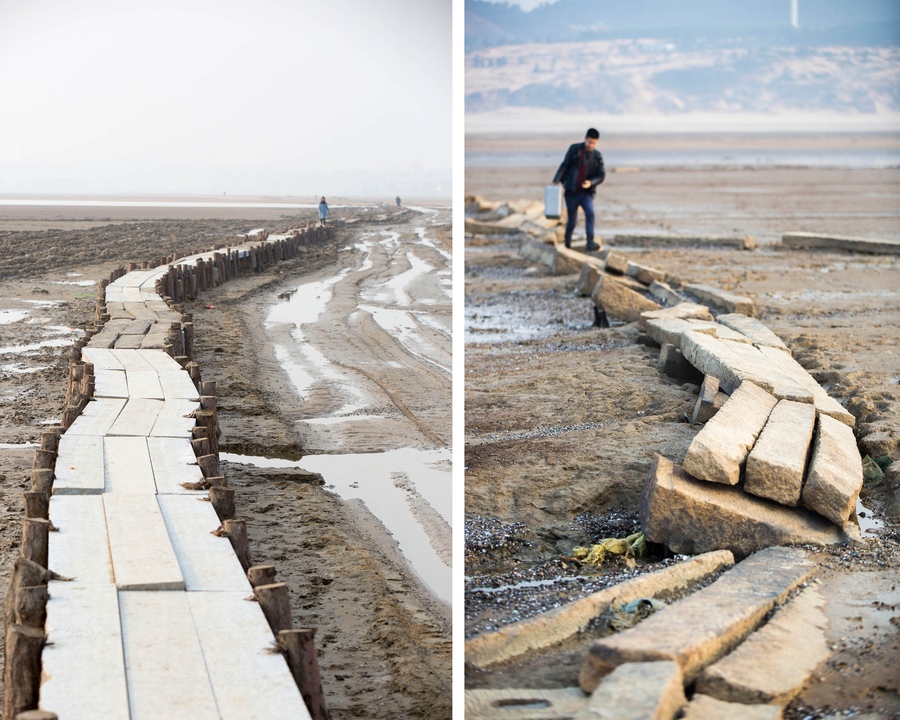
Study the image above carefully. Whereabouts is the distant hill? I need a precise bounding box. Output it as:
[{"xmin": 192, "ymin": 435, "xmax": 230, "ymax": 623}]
[
  {"xmin": 465, "ymin": 0, "xmax": 900, "ymax": 122},
  {"xmin": 466, "ymin": 0, "xmax": 900, "ymax": 49}
]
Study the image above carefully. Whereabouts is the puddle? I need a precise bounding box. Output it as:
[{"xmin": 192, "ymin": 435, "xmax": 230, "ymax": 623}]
[
  {"xmin": 222, "ymin": 448, "xmax": 451, "ymax": 605},
  {"xmin": 0, "ymin": 310, "xmax": 28, "ymax": 324},
  {"xmin": 0, "ymin": 338, "xmax": 73, "ymax": 355},
  {"xmin": 304, "ymin": 415, "xmax": 386, "ymax": 425},
  {"xmin": 466, "ymin": 575, "xmax": 582, "ymax": 594},
  {"xmin": 1, "ymin": 362, "xmax": 50, "ymax": 374},
  {"xmin": 856, "ymin": 497, "xmax": 885, "ymax": 537},
  {"xmin": 50, "ymin": 280, "xmax": 96, "ymax": 287},
  {"xmin": 0, "ymin": 442, "xmax": 37, "ymax": 449}
]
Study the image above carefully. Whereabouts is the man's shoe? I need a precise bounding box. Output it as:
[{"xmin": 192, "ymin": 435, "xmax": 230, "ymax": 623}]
[{"xmin": 585, "ymin": 239, "xmax": 600, "ymax": 252}]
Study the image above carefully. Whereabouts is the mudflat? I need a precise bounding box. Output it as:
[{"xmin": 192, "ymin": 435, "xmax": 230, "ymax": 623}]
[
  {"xmin": 0, "ymin": 198, "xmax": 451, "ymax": 719},
  {"xmin": 465, "ymin": 145, "xmax": 900, "ymax": 718}
]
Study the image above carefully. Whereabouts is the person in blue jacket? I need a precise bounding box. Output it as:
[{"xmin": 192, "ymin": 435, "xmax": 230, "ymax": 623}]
[
  {"xmin": 318, "ymin": 197, "xmax": 329, "ymax": 226},
  {"xmin": 552, "ymin": 128, "xmax": 605, "ymax": 251}
]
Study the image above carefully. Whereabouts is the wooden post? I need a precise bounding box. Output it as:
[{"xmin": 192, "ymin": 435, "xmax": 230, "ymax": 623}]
[
  {"xmin": 254, "ymin": 583, "xmax": 292, "ymax": 635},
  {"xmin": 205, "ymin": 476, "xmax": 226, "ymax": 488},
  {"xmin": 278, "ymin": 629, "xmax": 330, "ymax": 720},
  {"xmin": 15, "ymin": 710, "xmax": 59, "ymax": 720},
  {"xmin": 200, "ymin": 380, "xmax": 216, "ymax": 396},
  {"xmin": 12, "ymin": 586, "xmax": 49, "ymax": 628},
  {"xmin": 23, "ymin": 492, "xmax": 48, "ymax": 520},
  {"xmin": 222, "ymin": 519, "xmax": 251, "ymax": 571},
  {"xmin": 61, "ymin": 404, "xmax": 81, "ymax": 429},
  {"xmin": 208, "ymin": 486, "xmax": 234, "ymax": 521},
  {"xmin": 32, "ymin": 449, "xmax": 56, "ymax": 471},
  {"xmin": 187, "ymin": 361, "xmax": 201, "ymax": 388},
  {"xmin": 246, "ymin": 565, "xmax": 276, "ymax": 588},
  {"xmin": 190, "ymin": 437, "xmax": 209, "ymax": 457},
  {"xmin": 4, "ymin": 558, "xmax": 50, "ymax": 631},
  {"xmin": 2, "ymin": 625, "xmax": 44, "ymax": 719},
  {"xmin": 199, "ymin": 395, "xmax": 216, "ymax": 413},
  {"xmin": 39, "ymin": 432, "xmax": 60, "ymax": 453},
  {"xmin": 30, "ymin": 470, "xmax": 53, "ymax": 496},
  {"xmin": 194, "ymin": 410, "xmax": 219, "ymax": 457},
  {"xmin": 21, "ymin": 519, "xmax": 50, "ymax": 568},
  {"xmin": 197, "ymin": 454, "xmax": 220, "ymax": 478}
]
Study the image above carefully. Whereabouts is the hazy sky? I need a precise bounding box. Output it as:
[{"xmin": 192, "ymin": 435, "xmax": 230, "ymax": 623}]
[{"xmin": 0, "ymin": 0, "xmax": 451, "ymax": 197}]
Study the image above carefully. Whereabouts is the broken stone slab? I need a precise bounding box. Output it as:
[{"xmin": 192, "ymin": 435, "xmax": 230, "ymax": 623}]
[
  {"xmin": 755, "ymin": 346, "xmax": 854, "ymax": 426},
  {"xmin": 465, "ymin": 218, "xmax": 523, "ymax": 235},
  {"xmin": 518, "ymin": 238, "xmax": 582, "ymax": 275},
  {"xmin": 683, "ymin": 381, "xmax": 777, "ymax": 486},
  {"xmin": 645, "ymin": 318, "xmax": 717, "ymax": 349},
  {"xmin": 639, "ymin": 302, "xmax": 714, "ymax": 332},
  {"xmin": 715, "ymin": 314, "xmax": 788, "ymax": 350},
  {"xmin": 696, "ymin": 585, "xmax": 829, "ymax": 705},
  {"xmin": 690, "ymin": 320, "xmax": 753, "ymax": 344},
  {"xmin": 612, "ymin": 233, "xmax": 756, "ymax": 251},
  {"xmin": 658, "ymin": 344, "xmax": 705, "ymax": 384},
  {"xmin": 782, "ymin": 231, "xmax": 900, "ymax": 255},
  {"xmin": 721, "ymin": 341, "xmax": 813, "ymax": 404},
  {"xmin": 579, "ymin": 546, "xmax": 815, "ymax": 693},
  {"xmin": 626, "ymin": 261, "xmax": 666, "ymax": 285},
  {"xmin": 591, "ymin": 274, "xmax": 661, "ymax": 323},
  {"xmin": 465, "ymin": 688, "xmax": 587, "ymax": 720},
  {"xmin": 648, "ymin": 280, "xmax": 688, "ymax": 306},
  {"xmin": 639, "ymin": 454, "xmax": 859, "ymax": 558},
  {"xmin": 801, "ymin": 413, "xmax": 864, "ymax": 526},
  {"xmin": 680, "ymin": 695, "xmax": 782, "ymax": 720},
  {"xmin": 858, "ymin": 421, "xmax": 900, "ymax": 458},
  {"xmin": 744, "ymin": 400, "xmax": 817, "ymax": 507},
  {"xmin": 691, "ymin": 376, "xmax": 727, "ymax": 425},
  {"xmin": 576, "ymin": 263, "xmax": 603, "ymax": 296},
  {"xmin": 575, "ymin": 662, "xmax": 686, "ymax": 720},
  {"xmin": 683, "ymin": 283, "xmax": 755, "ymax": 316},
  {"xmin": 464, "ymin": 550, "xmax": 734, "ymax": 668},
  {"xmin": 604, "ymin": 252, "xmax": 629, "ymax": 275}
]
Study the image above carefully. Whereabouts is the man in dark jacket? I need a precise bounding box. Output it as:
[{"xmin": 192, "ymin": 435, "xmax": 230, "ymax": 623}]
[{"xmin": 552, "ymin": 128, "xmax": 605, "ymax": 251}]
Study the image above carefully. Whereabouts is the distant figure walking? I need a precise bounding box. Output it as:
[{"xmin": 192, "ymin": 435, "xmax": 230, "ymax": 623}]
[
  {"xmin": 552, "ymin": 127, "xmax": 605, "ymax": 251},
  {"xmin": 318, "ymin": 197, "xmax": 329, "ymax": 226},
  {"xmin": 396, "ymin": 196, "xmax": 402, "ymax": 207}
]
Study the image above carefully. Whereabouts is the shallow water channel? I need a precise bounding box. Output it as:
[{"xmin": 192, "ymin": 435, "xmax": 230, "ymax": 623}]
[{"xmin": 229, "ymin": 210, "xmax": 452, "ymax": 604}]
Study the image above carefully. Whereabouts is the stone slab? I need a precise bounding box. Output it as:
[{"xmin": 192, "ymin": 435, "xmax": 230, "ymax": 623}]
[
  {"xmin": 639, "ymin": 302, "xmax": 714, "ymax": 332},
  {"xmin": 696, "ymin": 585, "xmax": 829, "ymax": 705},
  {"xmin": 683, "ymin": 283, "xmax": 755, "ymax": 315},
  {"xmin": 147, "ymin": 437, "xmax": 204, "ymax": 493},
  {"xmin": 629, "ymin": 263, "xmax": 667, "ymax": 286},
  {"xmin": 592, "ymin": 274, "xmax": 662, "ymax": 323},
  {"xmin": 149, "ymin": 398, "xmax": 200, "ymax": 438},
  {"xmin": 465, "ymin": 689, "xmax": 587, "ymax": 720},
  {"xmin": 715, "ymin": 313, "xmax": 788, "ymax": 350},
  {"xmin": 107, "ymin": 398, "xmax": 164, "ymax": 437},
  {"xmin": 683, "ymin": 381, "xmax": 777, "ymax": 485},
  {"xmin": 612, "ymin": 233, "xmax": 755, "ymax": 250},
  {"xmin": 104, "ymin": 436, "xmax": 156, "ymax": 493},
  {"xmin": 648, "ymin": 280, "xmax": 688, "ymax": 306},
  {"xmin": 681, "ymin": 695, "xmax": 782, "ymax": 720},
  {"xmin": 48, "ymin": 495, "xmax": 114, "ymax": 585},
  {"xmin": 579, "ymin": 546, "xmax": 815, "ymax": 692},
  {"xmin": 157, "ymin": 371, "xmax": 200, "ymax": 399},
  {"xmin": 111, "ymin": 348, "xmax": 154, "ymax": 372},
  {"xmin": 125, "ymin": 369, "xmax": 165, "ymax": 399},
  {"xmin": 119, "ymin": 592, "xmax": 218, "ymax": 719},
  {"xmin": 745, "ymin": 400, "xmax": 816, "ymax": 506},
  {"xmin": 104, "ymin": 493, "xmax": 184, "ymax": 590},
  {"xmin": 65, "ymin": 397, "xmax": 127, "ymax": 436},
  {"xmin": 158, "ymin": 495, "xmax": 248, "ymax": 591},
  {"xmin": 577, "ymin": 661, "xmax": 685, "ymax": 720},
  {"xmin": 186, "ymin": 592, "xmax": 311, "ymax": 719},
  {"xmin": 114, "ymin": 334, "xmax": 146, "ymax": 349},
  {"xmin": 680, "ymin": 332, "xmax": 776, "ymax": 395},
  {"xmin": 81, "ymin": 347, "xmax": 125, "ymax": 371},
  {"xmin": 782, "ymin": 231, "xmax": 900, "ymax": 255},
  {"xmin": 576, "ymin": 262, "xmax": 603, "ymax": 296},
  {"xmin": 120, "ymin": 319, "xmax": 152, "ymax": 335},
  {"xmin": 639, "ymin": 454, "xmax": 858, "ymax": 558},
  {"xmin": 721, "ymin": 340, "xmax": 814, "ymax": 403},
  {"xmin": 646, "ymin": 318, "xmax": 717, "ymax": 349},
  {"xmin": 138, "ymin": 348, "xmax": 184, "ymax": 373},
  {"xmin": 604, "ymin": 252, "xmax": 629, "ymax": 275},
  {"xmin": 802, "ymin": 413, "xmax": 864, "ymax": 525},
  {"xmin": 122, "ymin": 287, "xmax": 145, "ymax": 304},
  {"xmin": 465, "ymin": 550, "xmax": 734, "ymax": 668},
  {"xmin": 40, "ymin": 583, "xmax": 129, "ymax": 719},
  {"xmin": 54, "ymin": 434, "xmax": 105, "ymax": 494}
]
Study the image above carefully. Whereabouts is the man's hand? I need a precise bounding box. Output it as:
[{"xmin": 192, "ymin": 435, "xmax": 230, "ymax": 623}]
[
  {"xmin": 552, "ymin": 181, "xmax": 560, "ymax": 186},
  {"xmin": 582, "ymin": 180, "xmax": 591, "ymax": 189}
]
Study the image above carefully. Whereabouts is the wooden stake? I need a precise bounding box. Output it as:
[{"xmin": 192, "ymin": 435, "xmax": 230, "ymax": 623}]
[
  {"xmin": 223, "ymin": 519, "xmax": 251, "ymax": 571},
  {"xmin": 15, "ymin": 710, "xmax": 59, "ymax": 720},
  {"xmin": 208, "ymin": 486, "xmax": 234, "ymax": 521},
  {"xmin": 246, "ymin": 565, "xmax": 276, "ymax": 588},
  {"xmin": 205, "ymin": 476, "xmax": 227, "ymax": 488},
  {"xmin": 23, "ymin": 492, "xmax": 48, "ymax": 520},
  {"xmin": 21, "ymin": 519, "xmax": 50, "ymax": 568},
  {"xmin": 190, "ymin": 437, "xmax": 209, "ymax": 457},
  {"xmin": 12, "ymin": 586, "xmax": 49, "ymax": 628},
  {"xmin": 200, "ymin": 380, "xmax": 216, "ymax": 396},
  {"xmin": 197, "ymin": 454, "xmax": 220, "ymax": 478},
  {"xmin": 31, "ymin": 449, "xmax": 56, "ymax": 471},
  {"xmin": 2, "ymin": 625, "xmax": 44, "ymax": 720},
  {"xmin": 39, "ymin": 432, "xmax": 60, "ymax": 453},
  {"xmin": 254, "ymin": 583, "xmax": 292, "ymax": 635},
  {"xmin": 278, "ymin": 629, "xmax": 330, "ymax": 720},
  {"xmin": 4, "ymin": 558, "xmax": 50, "ymax": 631},
  {"xmin": 30, "ymin": 469, "xmax": 53, "ymax": 496}
]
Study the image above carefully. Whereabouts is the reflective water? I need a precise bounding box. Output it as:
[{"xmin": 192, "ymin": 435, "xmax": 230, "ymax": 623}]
[{"xmin": 222, "ymin": 448, "xmax": 451, "ymax": 604}]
